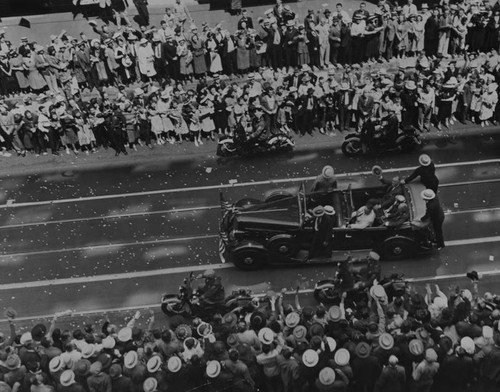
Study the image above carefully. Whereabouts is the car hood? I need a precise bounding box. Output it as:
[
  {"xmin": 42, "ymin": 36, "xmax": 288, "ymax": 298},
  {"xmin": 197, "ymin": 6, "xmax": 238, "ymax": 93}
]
[{"xmin": 235, "ymin": 201, "xmax": 301, "ymax": 230}]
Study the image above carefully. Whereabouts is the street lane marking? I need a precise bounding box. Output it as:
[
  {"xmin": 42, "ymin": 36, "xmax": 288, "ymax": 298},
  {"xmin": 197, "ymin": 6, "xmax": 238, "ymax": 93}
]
[
  {"xmin": 0, "ymin": 205, "xmax": 220, "ymax": 230},
  {"xmin": 0, "ymin": 234, "xmax": 219, "ymax": 258},
  {"xmin": 0, "ymin": 234, "xmax": 499, "ymax": 291},
  {"xmin": 2, "ymin": 158, "xmax": 500, "ymax": 208},
  {"xmin": 445, "ymin": 206, "xmax": 500, "ymax": 215}
]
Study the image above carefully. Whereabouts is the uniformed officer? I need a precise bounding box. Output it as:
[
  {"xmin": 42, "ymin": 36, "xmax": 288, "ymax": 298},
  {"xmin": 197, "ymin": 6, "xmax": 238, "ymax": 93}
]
[
  {"xmin": 402, "ymin": 154, "xmax": 439, "ymax": 192},
  {"xmin": 420, "ymin": 189, "xmax": 445, "ymax": 249},
  {"xmin": 311, "ymin": 165, "xmax": 338, "ymax": 193}
]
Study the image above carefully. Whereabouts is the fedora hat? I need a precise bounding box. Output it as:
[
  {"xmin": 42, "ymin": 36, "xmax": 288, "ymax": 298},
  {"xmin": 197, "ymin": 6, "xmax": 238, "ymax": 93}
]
[
  {"xmin": 334, "ymin": 348, "xmax": 350, "ymax": 366},
  {"xmin": 206, "ymin": 360, "xmax": 221, "ymax": 378},
  {"xmin": 409, "ymin": 339, "xmax": 424, "ymax": 356},
  {"xmin": 379, "ymin": 333, "xmax": 394, "ymax": 350},
  {"xmin": 370, "ymin": 284, "xmax": 386, "ymax": 300},
  {"xmin": 322, "ymin": 165, "xmax": 335, "ymax": 179},
  {"xmin": 109, "ymin": 364, "xmax": 122, "ymax": 380},
  {"xmin": 222, "ymin": 312, "xmax": 238, "ymax": 327},
  {"xmin": 318, "ymin": 367, "xmax": 336, "ymax": 386},
  {"xmin": 371, "ymin": 165, "xmax": 383, "ymax": 176},
  {"xmin": 49, "ymin": 356, "xmax": 64, "ymax": 373},
  {"xmin": 293, "ymin": 325, "xmax": 307, "ymax": 341},
  {"xmin": 143, "ymin": 377, "xmax": 158, "ymax": 392},
  {"xmin": 175, "ymin": 324, "xmax": 192, "ymax": 341},
  {"xmin": 60, "ymin": 370, "xmax": 75, "ymax": 387},
  {"xmin": 147, "ymin": 356, "xmax": 163, "ymax": 373},
  {"xmin": 258, "ymin": 327, "xmax": 274, "ymax": 345},
  {"xmin": 167, "ymin": 356, "xmax": 182, "ymax": 373},
  {"xmin": 309, "ymin": 323, "xmax": 324, "ymax": 337},
  {"xmin": 419, "ymin": 153, "xmax": 431, "ymax": 166},
  {"xmin": 124, "ymin": 351, "xmax": 138, "ymax": 369},
  {"xmin": 227, "ymin": 334, "xmax": 239, "ymax": 348},
  {"xmin": 421, "ymin": 189, "xmax": 436, "ymax": 200},
  {"xmin": 355, "ymin": 342, "xmax": 371, "ymax": 358},
  {"xmin": 285, "ymin": 312, "xmax": 300, "ymax": 328},
  {"xmin": 74, "ymin": 359, "xmax": 91, "ymax": 377},
  {"xmin": 250, "ymin": 311, "xmax": 266, "ymax": 330},
  {"xmin": 302, "ymin": 349, "xmax": 319, "ymax": 367}
]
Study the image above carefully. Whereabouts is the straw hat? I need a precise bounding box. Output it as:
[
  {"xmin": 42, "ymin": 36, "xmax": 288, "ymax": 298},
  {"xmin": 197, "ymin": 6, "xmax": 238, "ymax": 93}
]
[
  {"xmin": 167, "ymin": 356, "xmax": 182, "ymax": 373},
  {"xmin": 421, "ymin": 189, "xmax": 436, "ymax": 200},
  {"xmin": 60, "ymin": 370, "xmax": 75, "ymax": 387},
  {"xmin": 302, "ymin": 349, "xmax": 319, "ymax": 367},
  {"xmin": 419, "ymin": 153, "xmax": 431, "ymax": 166},
  {"xmin": 379, "ymin": 333, "xmax": 394, "ymax": 350},
  {"xmin": 147, "ymin": 356, "xmax": 163, "ymax": 373},
  {"xmin": 334, "ymin": 348, "xmax": 350, "ymax": 366},
  {"xmin": 285, "ymin": 312, "xmax": 300, "ymax": 328},
  {"xmin": 258, "ymin": 328, "xmax": 274, "ymax": 345},
  {"xmin": 206, "ymin": 360, "xmax": 221, "ymax": 378},
  {"xmin": 318, "ymin": 367, "xmax": 336, "ymax": 386}
]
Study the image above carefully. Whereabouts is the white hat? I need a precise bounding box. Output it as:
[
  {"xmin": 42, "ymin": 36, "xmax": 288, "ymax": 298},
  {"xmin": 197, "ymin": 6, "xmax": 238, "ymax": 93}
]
[
  {"xmin": 118, "ymin": 327, "xmax": 132, "ymax": 342},
  {"xmin": 334, "ymin": 348, "xmax": 350, "ymax": 366},
  {"xmin": 483, "ymin": 326, "xmax": 494, "ymax": 339},
  {"xmin": 124, "ymin": 351, "xmax": 138, "ymax": 369},
  {"xmin": 134, "ymin": 87, "xmax": 144, "ymax": 97},
  {"xmin": 421, "ymin": 189, "xmax": 436, "ymax": 200},
  {"xmin": 370, "ymin": 284, "xmax": 386, "ymax": 300},
  {"xmin": 324, "ymin": 205, "xmax": 336, "ymax": 215},
  {"xmin": 369, "ymin": 251, "xmax": 380, "ymax": 261},
  {"xmin": 433, "ymin": 297, "xmax": 447, "ymax": 309},
  {"xmin": 167, "ymin": 356, "xmax": 182, "ymax": 373},
  {"xmin": 460, "ymin": 336, "xmax": 475, "ymax": 355},
  {"xmin": 139, "ymin": 38, "xmax": 148, "ymax": 45},
  {"xmin": 197, "ymin": 322, "xmax": 213, "ymax": 337},
  {"xmin": 206, "ymin": 360, "xmax": 221, "ymax": 378},
  {"xmin": 49, "ymin": 356, "xmax": 64, "ymax": 373},
  {"xmin": 318, "ymin": 367, "xmax": 336, "ymax": 386},
  {"xmin": 302, "ymin": 349, "xmax": 319, "ymax": 367},
  {"xmin": 60, "ymin": 370, "xmax": 76, "ymax": 387},
  {"xmin": 20, "ymin": 332, "xmax": 33, "ymax": 345},
  {"xmin": 101, "ymin": 336, "xmax": 116, "ymax": 349},
  {"xmin": 147, "ymin": 356, "xmax": 163, "ymax": 373},
  {"xmin": 419, "ymin": 154, "xmax": 431, "ymax": 166},
  {"xmin": 81, "ymin": 343, "xmax": 96, "ymax": 359},
  {"xmin": 285, "ymin": 312, "xmax": 300, "ymax": 328},
  {"xmin": 258, "ymin": 327, "xmax": 274, "ymax": 345},
  {"xmin": 143, "ymin": 377, "xmax": 158, "ymax": 392},
  {"xmin": 321, "ymin": 336, "xmax": 337, "ymax": 352}
]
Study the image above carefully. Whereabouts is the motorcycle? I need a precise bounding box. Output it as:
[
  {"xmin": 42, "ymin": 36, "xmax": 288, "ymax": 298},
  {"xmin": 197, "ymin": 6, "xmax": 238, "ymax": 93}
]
[
  {"xmin": 217, "ymin": 123, "xmax": 295, "ymax": 158},
  {"xmin": 313, "ymin": 256, "xmax": 408, "ymax": 307},
  {"xmin": 161, "ymin": 272, "xmax": 261, "ymax": 319},
  {"xmin": 341, "ymin": 117, "xmax": 421, "ymax": 157}
]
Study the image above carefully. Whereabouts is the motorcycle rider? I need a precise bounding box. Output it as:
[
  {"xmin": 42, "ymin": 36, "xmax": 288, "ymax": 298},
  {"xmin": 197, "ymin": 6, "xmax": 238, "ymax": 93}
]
[
  {"xmin": 197, "ymin": 269, "xmax": 225, "ymax": 309},
  {"xmin": 245, "ymin": 104, "xmax": 268, "ymax": 149}
]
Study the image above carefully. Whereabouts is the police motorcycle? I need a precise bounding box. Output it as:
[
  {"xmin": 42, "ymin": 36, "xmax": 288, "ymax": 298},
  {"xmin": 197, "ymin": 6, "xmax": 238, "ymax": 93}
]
[
  {"xmin": 341, "ymin": 113, "xmax": 421, "ymax": 157},
  {"xmin": 313, "ymin": 252, "xmax": 408, "ymax": 307},
  {"xmin": 161, "ymin": 271, "xmax": 264, "ymax": 319},
  {"xmin": 216, "ymin": 107, "xmax": 294, "ymax": 157}
]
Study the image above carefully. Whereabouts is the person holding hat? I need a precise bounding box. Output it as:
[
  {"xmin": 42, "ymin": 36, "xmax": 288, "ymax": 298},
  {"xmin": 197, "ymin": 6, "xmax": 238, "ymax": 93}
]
[
  {"xmin": 311, "ymin": 165, "xmax": 338, "ymax": 193},
  {"xmin": 419, "ymin": 189, "xmax": 445, "ymax": 249},
  {"xmin": 402, "ymin": 154, "xmax": 439, "ymax": 192}
]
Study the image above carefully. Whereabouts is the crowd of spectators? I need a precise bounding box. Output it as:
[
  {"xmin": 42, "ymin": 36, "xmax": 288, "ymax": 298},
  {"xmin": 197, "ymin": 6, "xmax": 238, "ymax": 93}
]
[
  {"xmin": 1, "ymin": 0, "xmax": 500, "ymax": 158},
  {"xmin": 0, "ymin": 270, "xmax": 499, "ymax": 392}
]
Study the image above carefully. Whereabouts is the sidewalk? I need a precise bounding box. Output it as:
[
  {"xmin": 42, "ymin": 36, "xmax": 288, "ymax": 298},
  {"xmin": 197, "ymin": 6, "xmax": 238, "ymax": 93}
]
[{"xmin": 0, "ymin": 0, "xmax": 370, "ymax": 45}]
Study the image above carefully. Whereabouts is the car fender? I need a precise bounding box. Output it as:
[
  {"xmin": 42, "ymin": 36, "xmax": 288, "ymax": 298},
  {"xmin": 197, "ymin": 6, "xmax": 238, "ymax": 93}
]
[
  {"xmin": 218, "ymin": 137, "xmax": 234, "ymax": 144},
  {"xmin": 382, "ymin": 235, "xmax": 416, "ymax": 245},
  {"xmin": 344, "ymin": 133, "xmax": 361, "ymax": 141},
  {"xmin": 233, "ymin": 240, "xmax": 268, "ymax": 255}
]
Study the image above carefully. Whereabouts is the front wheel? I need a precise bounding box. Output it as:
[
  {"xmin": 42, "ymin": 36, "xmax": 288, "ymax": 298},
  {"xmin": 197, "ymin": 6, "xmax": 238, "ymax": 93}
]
[
  {"xmin": 341, "ymin": 139, "xmax": 363, "ymax": 157},
  {"xmin": 232, "ymin": 248, "xmax": 267, "ymax": 270}
]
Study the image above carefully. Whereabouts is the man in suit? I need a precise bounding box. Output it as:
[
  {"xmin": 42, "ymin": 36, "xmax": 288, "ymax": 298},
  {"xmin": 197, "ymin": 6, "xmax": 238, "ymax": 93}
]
[
  {"xmin": 284, "ymin": 68, "xmax": 303, "ymax": 90},
  {"xmin": 309, "ymin": 205, "xmax": 336, "ymax": 259},
  {"xmin": 283, "ymin": 21, "xmax": 298, "ymax": 68},
  {"xmin": 151, "ymin": 34, "xmax": 167, "ymax": 81},
  {"xmin": 424, "ymin": 8, "xmax": 440, "ymax": 57},
  {"xmin": 164, "ymin": 34, "xmax": 179, "ymax": 81},
  {"xmin": 237, "ymin": 9, "xmax": 253, "ymax": 30},
  {"xmin": 297, "ymin": 87, "xmax": 318, "ymax": 135},
  {"xmin": 420, "ymin": 189, "xmax": 445, "ymax": 249}
]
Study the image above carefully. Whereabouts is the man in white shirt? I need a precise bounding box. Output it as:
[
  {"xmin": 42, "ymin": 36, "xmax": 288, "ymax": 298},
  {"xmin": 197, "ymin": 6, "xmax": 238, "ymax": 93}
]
[
  {"xmin": 316, "ymin": 18, "xmax": 331, "ymax": 68},
  {"xmin": 349, "ymin": 199, "xmax": 381, "ymax": 228},
  {"xmin": 402, "ymin": 0, "xmax": 418, "ymax": 18},
  {"xmin": 332, "ymin": 3, "xmax": 352, "ymax": 25},
  {"xmin": 417, "ymin": 83, "xmax": 435, "ymax": 132}
]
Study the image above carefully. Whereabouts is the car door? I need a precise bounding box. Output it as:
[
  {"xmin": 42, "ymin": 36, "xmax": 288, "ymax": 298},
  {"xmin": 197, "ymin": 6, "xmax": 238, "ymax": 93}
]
[{"xmin": 332, "ymin": 227, "xmax": 375, "ymax": 251}]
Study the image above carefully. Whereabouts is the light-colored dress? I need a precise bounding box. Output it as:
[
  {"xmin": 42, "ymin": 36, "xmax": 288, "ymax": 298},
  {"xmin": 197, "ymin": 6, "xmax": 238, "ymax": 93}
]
[
  {"xmin": 137, "ymin": 43, "xmax": 156, "ymax": 77},
  {"xmin": 207, "ymin": 39, "xmax": 222, "ymax": 73},
  {"xmin": 24, "ymin": 55, "xmax": 47, "ymax": 90},
  {"xmin": 480, "ymin": 90, "xmax": 498, "ymax": 121}
]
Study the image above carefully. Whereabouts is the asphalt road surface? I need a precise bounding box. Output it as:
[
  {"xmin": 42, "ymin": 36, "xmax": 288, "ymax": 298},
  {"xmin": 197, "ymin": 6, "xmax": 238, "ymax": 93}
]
[{"xmin": 0, "ymin": 130, "xmax": 500, "ymax": 324}]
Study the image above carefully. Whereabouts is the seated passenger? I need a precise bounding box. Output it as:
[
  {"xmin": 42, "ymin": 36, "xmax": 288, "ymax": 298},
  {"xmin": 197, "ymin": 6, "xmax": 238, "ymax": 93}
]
[
  {"xmin": 348, "ymin": 199, "xmax": 381, "ymax": 229},
  {"xmin": 384, "ymin": 202, "xmax": 410, "ymax": 227},
  {"xmin": 378, "ymin": 175, "xmax": 405, "ymax": 209}
]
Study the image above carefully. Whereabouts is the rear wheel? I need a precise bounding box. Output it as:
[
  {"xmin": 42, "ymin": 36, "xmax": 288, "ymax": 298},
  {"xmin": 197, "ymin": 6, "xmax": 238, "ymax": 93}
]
[
  {"xmin": 341, "ymin": 139, "xmax": 363, "ymax": 157},
  {"xmin": 380, "ymin": 238, "xmax": 416, "ymax": 260},
  {"xmin": 232, "ymin": 248, "xmax": 267, "ymax": 270},
  {"xmin": 265, "ymin": 190, "xmax": 294, "ymax": 203},
  {"xmin": 267, "ymin": 235, "xmax": 298, "ymax": 258}
]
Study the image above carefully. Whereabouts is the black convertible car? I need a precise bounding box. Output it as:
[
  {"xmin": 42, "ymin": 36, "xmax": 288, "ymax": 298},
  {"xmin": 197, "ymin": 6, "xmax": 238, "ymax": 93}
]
[{"xmin": 219, "ymin": 183, "xmax": 435, "ymax": 270}]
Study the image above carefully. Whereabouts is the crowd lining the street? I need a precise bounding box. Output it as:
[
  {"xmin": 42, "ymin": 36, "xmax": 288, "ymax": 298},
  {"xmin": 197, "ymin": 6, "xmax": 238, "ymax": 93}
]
[
  {"xmin": 0, "ymin": 268, "xmax": 499, "ymax": 392},
  {"xmin": 1, "ymin": 0, "xmax": 500, "ymax": 157}
]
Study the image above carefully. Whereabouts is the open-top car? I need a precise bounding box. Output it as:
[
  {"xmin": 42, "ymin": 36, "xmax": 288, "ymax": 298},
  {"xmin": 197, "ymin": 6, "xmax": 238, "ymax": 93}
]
[{"xmin": 219, "ymin": 182, "xmax": 435, "ymax": 270}]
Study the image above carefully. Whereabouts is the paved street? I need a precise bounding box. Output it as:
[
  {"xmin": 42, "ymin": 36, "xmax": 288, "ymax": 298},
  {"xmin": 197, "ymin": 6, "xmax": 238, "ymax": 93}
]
[{"xmin": 0, "ymin": 127, "xmax": 499, "ymax": 329}]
